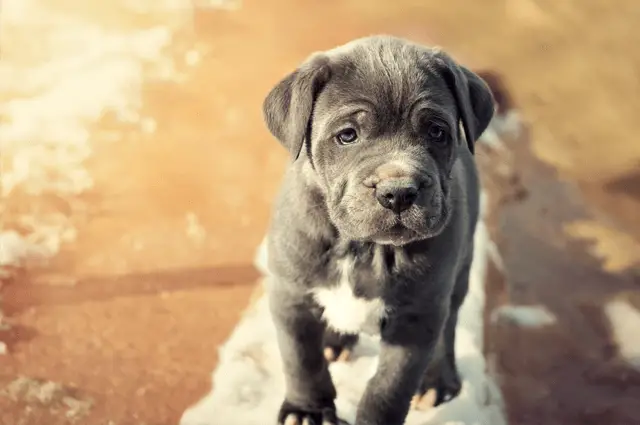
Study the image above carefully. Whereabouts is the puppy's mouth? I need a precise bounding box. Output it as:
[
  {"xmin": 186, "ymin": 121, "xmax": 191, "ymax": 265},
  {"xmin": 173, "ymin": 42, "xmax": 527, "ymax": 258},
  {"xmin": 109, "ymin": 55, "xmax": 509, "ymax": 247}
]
[
  {"xmin": 329, "ymin": 179, "xmax": 450, "ymax": 245},
  {"xmin": 369, "ymin": 198, "xmax": 448, "ymax": 245},
  {"xmin": 372, "ymin": 221, "xmax": 421, "ymax": 246}
]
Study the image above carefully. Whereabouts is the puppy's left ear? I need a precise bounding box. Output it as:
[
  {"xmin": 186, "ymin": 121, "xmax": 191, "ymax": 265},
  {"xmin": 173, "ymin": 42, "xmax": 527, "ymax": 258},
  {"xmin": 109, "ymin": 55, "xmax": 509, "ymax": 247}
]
[{"xmin": 437, "ymin": 52, "xmax": 495, "ymax": 154}]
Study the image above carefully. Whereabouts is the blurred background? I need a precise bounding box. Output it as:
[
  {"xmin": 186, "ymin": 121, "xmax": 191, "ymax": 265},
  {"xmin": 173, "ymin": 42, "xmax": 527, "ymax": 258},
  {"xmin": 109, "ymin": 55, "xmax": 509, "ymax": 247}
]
[{"xmin": 1, "ymin": 0, "xmax": 639, "ymax": 424}]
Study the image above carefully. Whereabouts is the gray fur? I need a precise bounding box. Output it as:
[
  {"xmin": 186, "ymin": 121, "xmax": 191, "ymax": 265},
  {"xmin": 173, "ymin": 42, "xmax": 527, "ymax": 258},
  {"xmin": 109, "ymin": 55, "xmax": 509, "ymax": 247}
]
[{"xmin": 262, "ymin": 35, "xmax": 494, "ymax": 425}]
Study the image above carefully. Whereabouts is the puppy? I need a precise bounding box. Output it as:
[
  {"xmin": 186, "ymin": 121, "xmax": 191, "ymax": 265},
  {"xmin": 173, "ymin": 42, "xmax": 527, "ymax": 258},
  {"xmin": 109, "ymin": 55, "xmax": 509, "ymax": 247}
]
[{"xmin": 262, "ymin": 35, "xmax": 494, "ymax": 425}]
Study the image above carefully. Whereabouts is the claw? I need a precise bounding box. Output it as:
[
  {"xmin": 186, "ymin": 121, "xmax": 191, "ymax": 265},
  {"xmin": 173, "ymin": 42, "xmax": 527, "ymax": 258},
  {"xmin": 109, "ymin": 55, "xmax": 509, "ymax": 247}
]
[
  {"xmin": 284, "ymin": 415, "xmax": 300, "ymax": 425},
  {"xmin": 278, "ymin": 401, "xmax": 339, "ymax": 425},
  {"xmin": 323, "ymin": 346, "xmax": 352, "ymax": 363},
  {"xmin": 336, "ymin": 348, "xmax": 352, "ymax": 362},
  {"xmin": 324, "ymin": 347, "xmax": 336, "ymax": 362},
  {"xmin": 410, "ymin": 389, "xmax": 437, "ymax": 411}
]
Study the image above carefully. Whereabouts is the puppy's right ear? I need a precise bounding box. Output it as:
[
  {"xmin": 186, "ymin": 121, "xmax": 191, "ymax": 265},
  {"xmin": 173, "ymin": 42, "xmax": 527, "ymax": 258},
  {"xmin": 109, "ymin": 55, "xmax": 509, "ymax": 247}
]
[{"xmin": 262, "ymin": 55, "xmax": 332, "ymax": 160}]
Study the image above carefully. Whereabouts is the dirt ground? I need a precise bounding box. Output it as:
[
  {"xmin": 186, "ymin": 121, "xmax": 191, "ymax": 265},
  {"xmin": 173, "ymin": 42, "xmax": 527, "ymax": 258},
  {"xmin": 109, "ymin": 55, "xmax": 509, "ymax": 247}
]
[{"xmin": 1, "ymin": 1, "xmax": 640, "ymax": 424}]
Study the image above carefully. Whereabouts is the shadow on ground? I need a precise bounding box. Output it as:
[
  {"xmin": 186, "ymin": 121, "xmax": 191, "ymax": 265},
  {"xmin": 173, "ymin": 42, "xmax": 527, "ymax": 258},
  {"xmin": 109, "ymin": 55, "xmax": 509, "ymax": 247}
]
[{"xmin": 480, "ymin": 123, "xmax": 640, "ymax": 425}]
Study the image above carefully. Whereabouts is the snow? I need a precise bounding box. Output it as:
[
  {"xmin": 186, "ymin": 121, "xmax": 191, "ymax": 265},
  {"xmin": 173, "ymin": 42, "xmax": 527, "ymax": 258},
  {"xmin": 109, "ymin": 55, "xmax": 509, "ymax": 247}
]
[
  {"xmin": 0, "ymin": 0, "xmax": 189, "ymax": 276},
  {"xmin": 180, "ymin": 191, "xmax": 506, "ymax": 425},
  {"xmin": 1, "ymin": 377, "xmax": 93, "ymax": 419},
  {"xmin": 0, "ymin": 0, "xmax": 196, "ymax": 354},
  {"xmin": 605, "ymin": 300, "xmax": 640, "ymax": 371},
  {"xmin": 491, "ymin": 305, "xmax": 557, "ymax": 328}
]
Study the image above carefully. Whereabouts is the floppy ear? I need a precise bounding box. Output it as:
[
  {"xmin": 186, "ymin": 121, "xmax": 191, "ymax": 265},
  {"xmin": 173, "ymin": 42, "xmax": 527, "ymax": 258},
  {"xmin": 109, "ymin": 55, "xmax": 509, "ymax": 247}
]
[
  {"xmin": 262, "ymin": 55, "xmax": 332, "ymax": 160},
  {"xmin": 437, "ymin": 53, "xmax": 495, "ymax": 154}
]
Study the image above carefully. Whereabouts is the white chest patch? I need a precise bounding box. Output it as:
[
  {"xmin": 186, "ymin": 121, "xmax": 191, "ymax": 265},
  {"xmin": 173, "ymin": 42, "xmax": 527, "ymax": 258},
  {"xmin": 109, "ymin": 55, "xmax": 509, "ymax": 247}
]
[{"xmin": 311, "ymin": 258, "xmax": 387, "ymax": 335}]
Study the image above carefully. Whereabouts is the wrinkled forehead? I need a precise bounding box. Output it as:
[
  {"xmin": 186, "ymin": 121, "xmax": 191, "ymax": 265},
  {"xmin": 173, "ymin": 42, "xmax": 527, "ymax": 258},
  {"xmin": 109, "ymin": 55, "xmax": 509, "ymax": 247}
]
[{"xmin": 314, "ymin": 40, "xmax": 457, "ymax": 127}]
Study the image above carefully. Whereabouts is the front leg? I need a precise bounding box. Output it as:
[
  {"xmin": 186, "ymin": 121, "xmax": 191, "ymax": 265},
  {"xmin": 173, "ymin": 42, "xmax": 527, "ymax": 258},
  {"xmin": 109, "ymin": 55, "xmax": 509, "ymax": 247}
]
[
  {"xmin": 355, "ymin": 308, "xmax": 448, "ymax": 425},
  {"xmin": 414, "ymin": 263, "xmax": 471, "ymax": 409},
  {"xmin": 269, "ymin": 286, "xmax": 339, "ymax": 425}
]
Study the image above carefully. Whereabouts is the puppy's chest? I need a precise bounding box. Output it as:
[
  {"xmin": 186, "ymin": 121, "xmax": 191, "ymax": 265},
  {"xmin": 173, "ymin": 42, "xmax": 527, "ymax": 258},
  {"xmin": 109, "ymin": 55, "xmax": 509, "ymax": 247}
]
[{"xmin": 311, "ymin": 257, "xmax": 388, "ymax": 335}]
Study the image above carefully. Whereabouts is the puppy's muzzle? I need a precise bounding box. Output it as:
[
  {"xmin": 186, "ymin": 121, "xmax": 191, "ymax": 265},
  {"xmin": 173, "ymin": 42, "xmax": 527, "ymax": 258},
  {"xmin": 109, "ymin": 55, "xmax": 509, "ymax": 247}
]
[{"xmin": 375, "ymin": 177, "xmax": 427, "ymax": 213}]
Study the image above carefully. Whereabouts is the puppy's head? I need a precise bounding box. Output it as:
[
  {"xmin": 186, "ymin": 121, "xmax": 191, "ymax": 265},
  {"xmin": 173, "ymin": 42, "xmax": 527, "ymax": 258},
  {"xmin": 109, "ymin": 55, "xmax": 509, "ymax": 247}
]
[{"xmin": 263, "ymin": 36, "xmax": 494, "ymax": 245}]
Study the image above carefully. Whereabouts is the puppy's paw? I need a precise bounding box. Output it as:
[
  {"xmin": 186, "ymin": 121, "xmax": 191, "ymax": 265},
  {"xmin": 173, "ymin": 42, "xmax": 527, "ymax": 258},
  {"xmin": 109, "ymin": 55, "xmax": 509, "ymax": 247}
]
[
  {"xmin": 323, "ymin": 329, "xmax": 359, "ymax": 363},
  {"xmin": 277, "ymin": 400, "xmax": 339, "ymax": 425},
  {"xmin": 412, "ymin": 362, "xmax": 461, "ymax": 410}
]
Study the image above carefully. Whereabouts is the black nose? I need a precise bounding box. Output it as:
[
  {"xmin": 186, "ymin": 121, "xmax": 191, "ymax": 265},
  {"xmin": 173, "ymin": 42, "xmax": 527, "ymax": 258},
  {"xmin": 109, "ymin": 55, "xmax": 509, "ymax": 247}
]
[{"xmin": 375, "ymin": 180, "xmax": 419, "ymax": 213}]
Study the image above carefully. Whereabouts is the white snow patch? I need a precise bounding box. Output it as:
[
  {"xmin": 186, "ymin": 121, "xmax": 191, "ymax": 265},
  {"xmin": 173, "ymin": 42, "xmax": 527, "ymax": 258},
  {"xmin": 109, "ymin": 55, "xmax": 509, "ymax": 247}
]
[
  {"xmin": 254, "ymin": 236, "xmax": 270, "ymax": 276},
  {"xmin": 493, "ymin": 110, "xmax": 523, "ymax": 139},
  {"xmin": 0, "ymin": 0, "xmax": 190, "ymax": 278},
  {"xmin": 478, "ymin": 127, "xmax": 505, "ymax": 151},
  {"xmin": 185, "ymin": 213, "xmax": 207, "ymax": 245},
  {"xmin": 0, "ymin": 231, "xmax": 50, "ymax": 270},
  {"xmin": 181, "ymin": 191, "xmax": 506, "ymax": 425},
  {"xmin": 193, "ymin": 0, "xmax": 243, "ymax": 10},
  {"xmin": 605, "ymin": 300, "xmax": 640, "ymax": 371},
  {"xmin": 491, "ymin": 305, "xmax": 557, "ymax": 328},
  {"xmin": 486, "ymin": 239, "xmax": 504, "ymax": 272},
  {"xmin": 478, "ymin": 110, "xmax": 523, "ymax": 151}
]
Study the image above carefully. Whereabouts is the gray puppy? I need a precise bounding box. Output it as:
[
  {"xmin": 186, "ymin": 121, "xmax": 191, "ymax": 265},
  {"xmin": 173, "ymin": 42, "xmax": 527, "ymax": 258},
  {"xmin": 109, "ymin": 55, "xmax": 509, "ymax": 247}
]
[{"xmin": 262, "ymin": 35, "xmax": 494, "ymax": 425}]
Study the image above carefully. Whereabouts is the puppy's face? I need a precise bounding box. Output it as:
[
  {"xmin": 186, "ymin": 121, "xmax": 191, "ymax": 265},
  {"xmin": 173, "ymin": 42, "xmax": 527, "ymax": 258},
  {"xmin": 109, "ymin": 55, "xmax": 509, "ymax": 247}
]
[
  {"xmin": 264, "ymin": 36, "xmax": 494, "ymax": 245},
  {"xmin": 310, "ymin": 55, "xmax": 459, "ymax": 245}
]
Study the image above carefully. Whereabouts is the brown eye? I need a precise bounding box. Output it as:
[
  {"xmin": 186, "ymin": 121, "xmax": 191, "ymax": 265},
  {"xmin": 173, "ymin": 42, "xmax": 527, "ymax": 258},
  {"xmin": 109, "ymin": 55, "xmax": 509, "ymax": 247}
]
[
  {"xmin": 427, "ymin": 124, "xmax": 447, "ymax": 145},
  {"xmin": 336, "ymin": 128, "xmax": 358, "ymax": 145}
]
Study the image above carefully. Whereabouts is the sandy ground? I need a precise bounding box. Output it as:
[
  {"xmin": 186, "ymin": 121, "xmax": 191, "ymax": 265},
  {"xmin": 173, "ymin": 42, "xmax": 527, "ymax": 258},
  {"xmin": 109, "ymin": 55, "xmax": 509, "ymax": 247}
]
[
  {"xmin": 1, "ymin": 0, "xmax": 640, "ymax": 424},
  {"xmin": 483, "ymin": 129, "xmax": 640, "ymax": 425}
]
